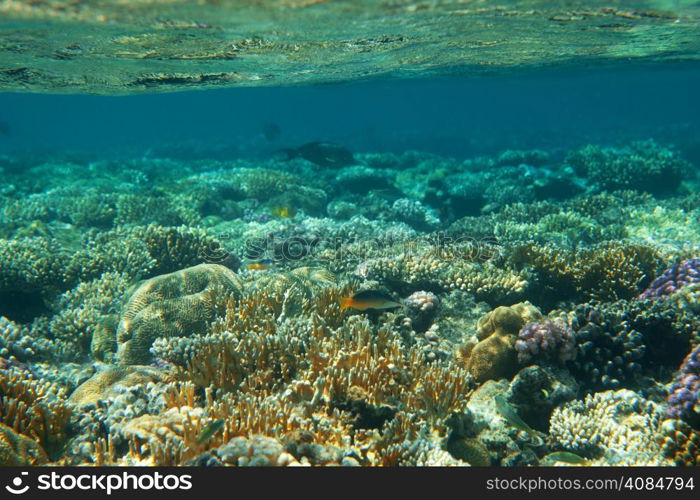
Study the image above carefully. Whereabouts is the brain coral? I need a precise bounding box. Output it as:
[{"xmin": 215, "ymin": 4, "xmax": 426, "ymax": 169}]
[
  {"xmin": 460, "ymin": 302, "xmax": 542, "ymax": 383},
  {"xmin": 115, "ymin": 263, "xmax": 243, "ymax": 365}
]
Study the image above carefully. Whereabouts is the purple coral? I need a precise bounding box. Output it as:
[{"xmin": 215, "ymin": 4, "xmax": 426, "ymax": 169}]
[
  {"xmin": 666, "ymin": 345, "xmax": 700, "ymax": 421},
  {"xmin": 515, "ymin": 320, "xmax": 576, "ymax": 365},
  {"xmin": 639, "ymin": 258, "xmax": 700, "ymax": 300}
]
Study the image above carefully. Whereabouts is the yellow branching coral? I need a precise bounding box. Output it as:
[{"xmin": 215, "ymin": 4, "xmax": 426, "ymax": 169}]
[
  {"xmin": 0, "ymin": 422, "xmax": 48, "ymax": 466},
  {"xmin": 511, "ymin": 241, "xmax": 662, "ymax": 302},
  {"xmin": 136, "ymin": 278, "xmax": 474, "ymax": 466},
  {"xmin": 0, "ymin": 366, "xmax": 72, "ymax": 457}
]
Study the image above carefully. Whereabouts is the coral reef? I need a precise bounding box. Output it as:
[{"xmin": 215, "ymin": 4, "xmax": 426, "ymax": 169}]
[{"xmin": 0, "ymin": 140, "xmax": 698, "ymax": 467}]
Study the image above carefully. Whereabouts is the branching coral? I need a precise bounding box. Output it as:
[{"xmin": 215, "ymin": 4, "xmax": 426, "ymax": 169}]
[
  {"xmin": 570, "ymin": 298, "xmax": 696, "ymax": 391},
  {"xmin": 0, "ymin": 364, "xmax": 72, "ymax": 458},
  {"xmin": 565, "ymin": 140, "xmax": 690, "ymax": 195},
  {"xmin": 548, "ymin": 390, "xmax": 667, "ymax": 465},
  {"xmin": 510, "ymin": 241, "xmax": 663, "ymax": 304}
]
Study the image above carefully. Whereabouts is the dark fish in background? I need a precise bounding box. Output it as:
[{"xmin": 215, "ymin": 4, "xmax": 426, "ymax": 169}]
[
  {"xmin": 262, "ymin": 122, "xmax": 281, "ymax": 142},
  {"xmin": 0, "ymin": 122, "xmax": 10, "ymax": 136},
  {"xmin": 278, "ymin": 141, "xmax": 356, "ymax": 167}
]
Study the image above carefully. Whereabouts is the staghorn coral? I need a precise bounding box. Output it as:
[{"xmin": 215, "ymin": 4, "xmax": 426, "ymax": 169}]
[
  {"xmin": 459, "ymin": 302, "xmax": 542, "ymax": 383},
  {"xmin": 515, "ymin": 319, "xmax": 576, "ymax": 365},
  {"xmin": 116, "ymin": 263, "xmax": 243, "ymax": 365},
  {"xmin": 0, "ymin": 422, "xmax": 48, "ymax": 466},
  {"xmin": 0, "ymin": 364, "xmax": 72, "ymax": 457},
  {"xmin": 141, "ymin": 283, "xmax": 474, "ymax": 466},
  {"xmin": 548, "ymin": 390, "xmax": 668, "ymax": 465}
]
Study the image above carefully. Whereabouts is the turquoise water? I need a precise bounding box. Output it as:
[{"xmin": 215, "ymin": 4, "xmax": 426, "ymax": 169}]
[{"xmin": 1, "ymin": 15, "xmax": 700, "ymax": 467}]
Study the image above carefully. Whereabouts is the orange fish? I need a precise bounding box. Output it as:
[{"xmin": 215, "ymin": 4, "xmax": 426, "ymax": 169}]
[
  {"xmin": 340, "ymin": 290, "xmax": 402, "ymax": 311},
  {"xmin": 246, "ymin": 259, "xmax": 274, "ymax": 271}
]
